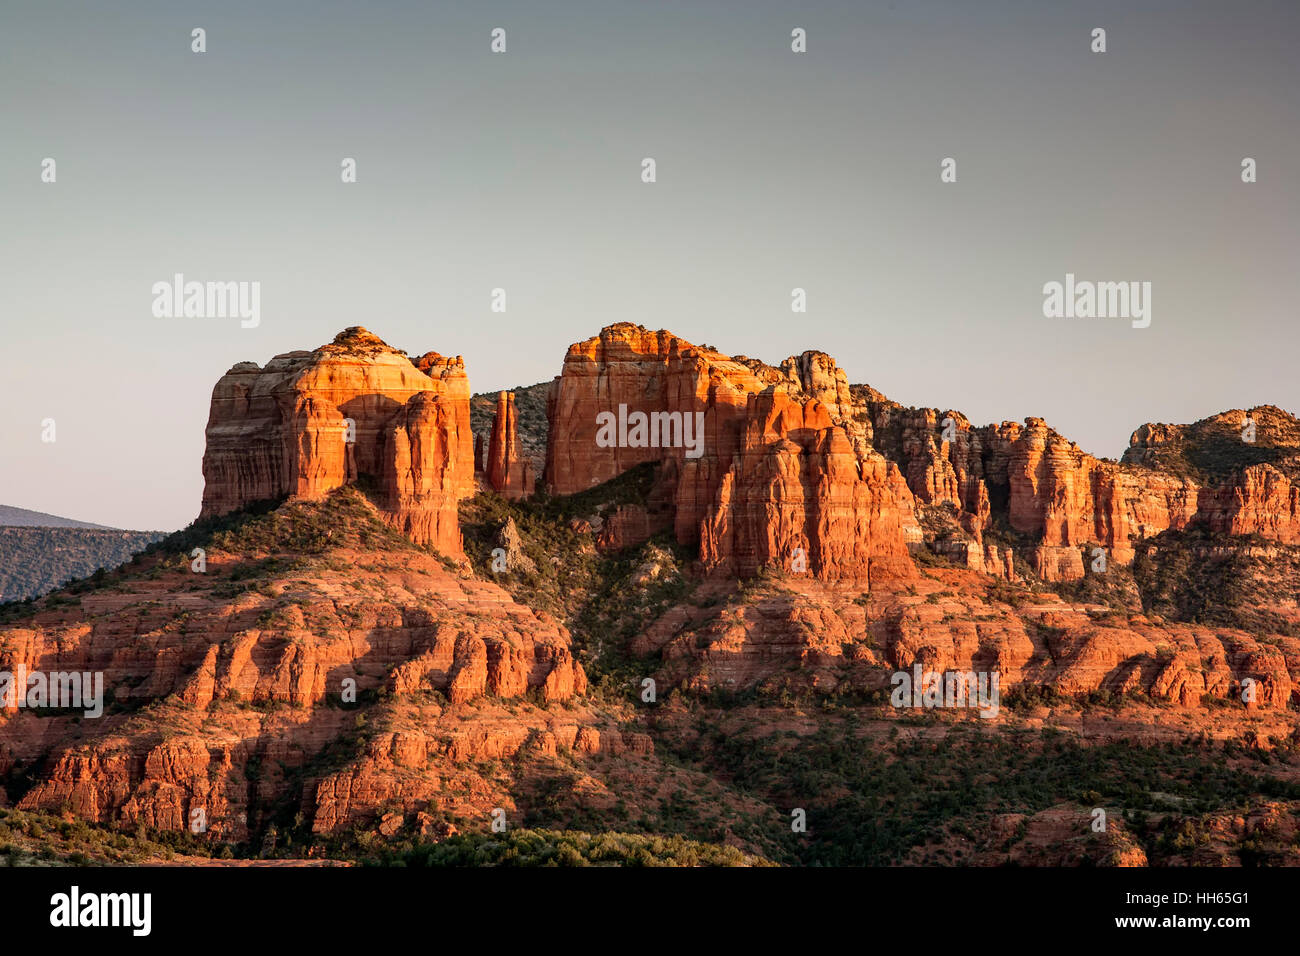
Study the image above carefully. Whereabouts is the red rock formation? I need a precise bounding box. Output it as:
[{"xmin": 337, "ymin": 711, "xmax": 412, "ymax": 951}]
[
  {"xmin": 4, "ymin": 492, "xmax": 590, "ymax": 834},
  {"xmin": 596, "ymin": 504, "xmax": 669, "ymax": 552},
  {"xmin": 699, "ymin": 390, "xmax": 918, "ymax": 584},
  {"xmin": 1200, "ymin": 465, "xmax": 1300, "ymax": 543},
  {"xmin": 545, "ymin": 324, "xmax": 767, "ymax": 542},
  {"xmin": 309, "ymin": 721, "xmax": 651, "ymax": 834},
  {"xmin": 200, "ymin": 328, "xmax": 474, "ymax": 555},
  {"xmin": 861, "ymin": 399, "xmax": 1300, "ymax": 582},
  {"xmin": 411, "ymin": 350, "xmax": 476, "ymax": 499},
  {"xmin": 634, "ymin": 572, "xmax": 1295, "ymax": 709},
  {"xmin": 379, "ymin": 391, "xmax": 466, "ymax": 553},
  {"xmin": 864, "ymin": 404, "xmax": 1211, "ymax": 581},
  {"xmin": 546, "ymin": 324, "xmax": 922, "ymax": 582},
  {"xmin": 485, "ymin": 391, "xmax": 535, "ymax": 500}
]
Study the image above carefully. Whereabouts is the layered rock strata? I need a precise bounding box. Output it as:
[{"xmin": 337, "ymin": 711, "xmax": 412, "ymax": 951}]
[{"xmin": 200, "ymin": 328, "xmax": 474, "ymax": 555}]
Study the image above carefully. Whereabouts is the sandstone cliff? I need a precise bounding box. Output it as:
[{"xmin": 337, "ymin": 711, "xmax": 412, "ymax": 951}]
[
  {"xmin": 545, "ymin": 324, "xmax": 919, "ymax": 580},
  {"xmin": 543, "ymin": 324, "xmax": 1300, "ymax": 588},
  {"xmin": 698, "ymin": 389, "xmax": 916, "ymax": 584},
  {"xmin": 862, "ymin": 392, "xmax": 1300, "ymax": 582},
  {"xmin": 6, "ymin": 323, "xmax": 1300, "ymax": 869}
]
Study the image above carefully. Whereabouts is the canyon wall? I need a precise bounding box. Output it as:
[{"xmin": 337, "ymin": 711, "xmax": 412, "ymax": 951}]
[
  {"xmin": 698, "ymin": 390, "xmax": 917, "ymax": 585},
  {"xmin": 863, "ymin": 396, "xmax": 1300, "ymax": 581},
  {"xmin": 201, "ymin": 323, "xmax": 1300, "ymax": 584}
]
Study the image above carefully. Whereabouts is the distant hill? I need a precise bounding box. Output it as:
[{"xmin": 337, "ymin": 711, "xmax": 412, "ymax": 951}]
[
  {"xmin": 0, "ymin": 506, "xmax": 165, "ymax": 602},
  {"xmin": 0, "ymin": 527, "xmax": 167, "ymax": 602},
  {"xmin": 0, "ymin": 504, "xmax": 113, "ymax": 529}
]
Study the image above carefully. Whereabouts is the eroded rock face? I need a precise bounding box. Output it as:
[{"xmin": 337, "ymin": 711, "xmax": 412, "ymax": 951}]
[
  {"xmin": 545, "ymin": 324, "xmax": 766, "ymax": 539},
  {"xmin": 860, "ymin": 395, "xmax": 1300, "ymax": 581},
  {"xmin": 634, "ymin": 572, "xmax": 1297, "ymax": 709},
  {"xmin": 485, "ymin": 391, "xmax": 535, "ymax": 500},
  {"xmin": 698, "ymin": 390, "xmax": 917, "ymax": 584},
  {"xmin": 310, "ymin": 721, "xmax": 651, "ymax": 835},
  {"xmin": 1199, "ymin": 465, "xmax": 1300, "ymax": 543},
  {"xmin": 10, "ymin": 324, "xmax": 1300, "ymax": 856},
  {"xmin": 546, "ymin": 324, "xmax": 921, "ymax": 582},
  {"xmin": 200, "ymin": 328, "xmax": 474, "ymax": 555},
  {"xmin": 379, "ymin": 391, "xmax": 467, "ymax": 553},
  {"xmin": 999, "ymin": 419, "xmax": 1201, "ymax": 569}
]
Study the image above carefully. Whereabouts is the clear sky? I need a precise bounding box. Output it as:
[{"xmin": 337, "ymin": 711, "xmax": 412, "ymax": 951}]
[{"xmin": 2, "ymin": 0, "xmax": 1297, "ymax": 530}]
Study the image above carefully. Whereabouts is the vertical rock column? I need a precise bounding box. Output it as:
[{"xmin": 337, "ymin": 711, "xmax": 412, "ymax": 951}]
[{"xmin": 486, "ymin": 390, "xmax": 535, "ymax": 500}]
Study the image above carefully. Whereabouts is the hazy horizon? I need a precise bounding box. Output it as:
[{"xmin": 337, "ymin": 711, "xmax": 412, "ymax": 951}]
[{"xmin": 3, "ymin": 0, "xmax": 1297, "ymax": 531}]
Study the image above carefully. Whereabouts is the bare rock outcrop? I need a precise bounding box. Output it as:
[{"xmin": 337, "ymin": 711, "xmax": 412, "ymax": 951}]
[
  {"xmin": 546, "ymin": 324, "xmax": 921, "ymax": 582},
  {"xmin": 200, "ymin": 328, "xmax": 474, "ymax": 555},
  {"xmin": 698, "ymin": 390, "xmax": 917, "ymax": 584},
  {"xmin": 485, "ymin": 391, "xmax": 535, "ymax": 500}
]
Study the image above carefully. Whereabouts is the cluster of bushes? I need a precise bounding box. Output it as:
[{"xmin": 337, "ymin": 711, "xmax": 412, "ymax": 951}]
[
  {"xmin": 0, "ymin": 808, "xmax": 202, "ymax": 865},
  {"xmin": 671, "ymin": 719, "xmax": 1300, "ymax": 866},
  {"xmin": 459, "ymin": 466, "xmax": 694, "ymax": 701},
  {"xmin": 370, "ymin": 828, "xmax": 770, "ymax": 867},
  {"xmin": 1132, "ymin": 527, "xmax": 1300, "ymax": 636}
]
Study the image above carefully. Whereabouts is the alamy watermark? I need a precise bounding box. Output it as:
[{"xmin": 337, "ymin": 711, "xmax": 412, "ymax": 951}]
[
  {"xmin": 0, "ymin": 666, "xmax": 104, "ymax": 718},
  {"xmin": 1042, "ymin": 273, "xmax": 1151, "ymax": 329},
  {"xmin": 890, "ymin": 664, "xmax": 1000, "ymax": 718},
  {"xmin": 152, "ymin": 273, "xmax": 260, "ymax": 328},
  {"xmin": 50, "ymin": 886, "xmax": 150, "ymax": 936},
  {"xmin": 595, "ymin": 405, "xmax": 705, "ymax": 459}
]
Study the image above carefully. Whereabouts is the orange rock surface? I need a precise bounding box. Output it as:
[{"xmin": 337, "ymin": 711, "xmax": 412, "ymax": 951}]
[
  {"xmin": 4, "ymin": 493, "xmax": 588, "ymax": 838},
  {"xmin": 200, "ymin": 328, "xmax": 474, "ymax": 555},
  {"xmin": 6, "ymin": 323, "xmax": 1300, "ymax": 863},
  {"xmin": 546, "ymin": 324, "xmax": 921, "ymax": 580},
  {"xmin": 485, "ymin": 391, "xmax": 535, "ymax": 500},
  {"xmin": 698, "ymin": 389, "xmax": 917, "ymax": 584}
]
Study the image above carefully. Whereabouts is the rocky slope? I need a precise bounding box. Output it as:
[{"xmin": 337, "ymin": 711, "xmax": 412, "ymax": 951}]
[{"xmin": 3, "ymin": 492, "xmax": 596, "ymax": 841}]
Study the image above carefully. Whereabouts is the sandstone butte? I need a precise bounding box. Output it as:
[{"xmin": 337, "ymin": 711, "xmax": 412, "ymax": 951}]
[
  {"xmin": 200, "ymin": 327, "xmax": 475, "ymax": 555},
  {"xmin": 3, "ymin": 322, "xmax": 1300, "ymax": 854},
  {"xmin": 545, "ymin": 324, "xmax": 920, "ymax": 585}
]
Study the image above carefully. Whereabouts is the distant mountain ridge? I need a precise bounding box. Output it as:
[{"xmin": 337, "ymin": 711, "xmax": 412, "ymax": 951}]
[
  {"xmin": 0, "ymin": 504, "xmax": 114, "ymax": 529},
  {"xmin": 0, "ymin": 505, "xmax": 165, "ymax": 602}
]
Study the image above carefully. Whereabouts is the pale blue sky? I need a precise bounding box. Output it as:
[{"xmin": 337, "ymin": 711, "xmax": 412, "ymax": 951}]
[{"xmin": 1, "ymin": 0, "xmax": 1297, "ymax": 530}]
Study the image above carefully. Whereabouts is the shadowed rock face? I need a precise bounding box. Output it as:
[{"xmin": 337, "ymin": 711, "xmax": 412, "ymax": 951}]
[{"xmin": 199, "ymin": 327, "xmax": 474, "ymax": 555}]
